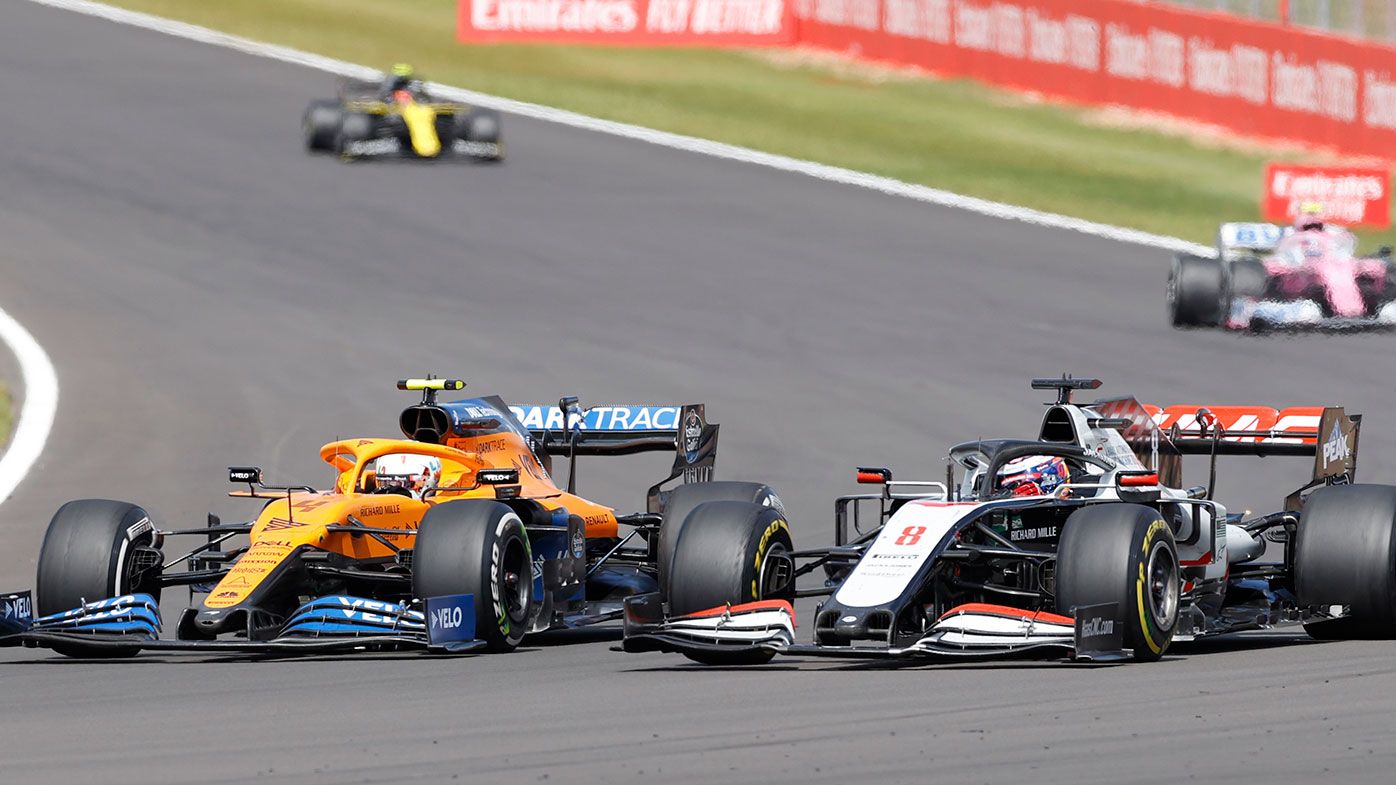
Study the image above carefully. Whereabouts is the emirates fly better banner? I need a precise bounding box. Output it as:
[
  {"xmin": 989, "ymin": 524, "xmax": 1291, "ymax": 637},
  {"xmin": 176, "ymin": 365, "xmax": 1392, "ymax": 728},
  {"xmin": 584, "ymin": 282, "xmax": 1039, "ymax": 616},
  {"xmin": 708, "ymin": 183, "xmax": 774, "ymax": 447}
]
[
  {"xmin": 1262, "ymin": 164, "xmax": 1391, "ymax": 228},
  {"xmin": 458, "ymin": 0, "xmax": 794, "ymax": 44}
]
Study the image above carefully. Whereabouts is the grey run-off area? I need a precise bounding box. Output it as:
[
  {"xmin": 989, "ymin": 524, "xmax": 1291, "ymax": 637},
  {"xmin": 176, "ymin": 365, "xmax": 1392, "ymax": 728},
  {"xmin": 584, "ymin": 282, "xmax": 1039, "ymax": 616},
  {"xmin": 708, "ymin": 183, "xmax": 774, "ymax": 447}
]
[{"xmin": 1, "ymin": 3, "xmax": 1395, "ymax": 784}]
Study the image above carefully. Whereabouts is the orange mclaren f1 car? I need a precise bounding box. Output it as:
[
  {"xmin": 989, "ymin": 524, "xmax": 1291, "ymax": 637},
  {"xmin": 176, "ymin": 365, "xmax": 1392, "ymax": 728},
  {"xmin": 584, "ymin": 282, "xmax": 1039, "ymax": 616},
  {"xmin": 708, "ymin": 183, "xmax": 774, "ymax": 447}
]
[{"xmin": 0, "ymin": 379, "xmax": 795, "ymax": 657}]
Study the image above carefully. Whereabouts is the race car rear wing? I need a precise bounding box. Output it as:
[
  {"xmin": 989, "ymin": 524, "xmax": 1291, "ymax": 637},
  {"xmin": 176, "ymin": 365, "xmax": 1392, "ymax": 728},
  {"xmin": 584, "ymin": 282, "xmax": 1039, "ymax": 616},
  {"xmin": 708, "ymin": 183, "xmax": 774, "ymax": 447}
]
[
  {"xmin": 1089, "ymin": 396, "xmax": 1360, "ymax": 494},
  {"xmin": 1217, "ymin": 222, "xmax": 1284, "ymax": 260},
  {"xmin": 395, "ymin": 381, "xmax": 717, "ymax": 506},
  {"xmin": 510, "ymin": 401, "xmax": 718, "ymax": 508},
  {"xmin": 509, "ymin": 403, "xmax": 711, "ymax": 458}
]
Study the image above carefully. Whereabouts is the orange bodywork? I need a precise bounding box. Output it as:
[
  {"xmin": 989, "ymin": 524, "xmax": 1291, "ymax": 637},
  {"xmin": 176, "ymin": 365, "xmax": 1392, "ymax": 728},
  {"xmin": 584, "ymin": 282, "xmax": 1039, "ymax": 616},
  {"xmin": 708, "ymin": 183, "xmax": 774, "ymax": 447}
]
[{"xmin": 203, "ymin": 428, "xmax": 616, "ymax": 610}]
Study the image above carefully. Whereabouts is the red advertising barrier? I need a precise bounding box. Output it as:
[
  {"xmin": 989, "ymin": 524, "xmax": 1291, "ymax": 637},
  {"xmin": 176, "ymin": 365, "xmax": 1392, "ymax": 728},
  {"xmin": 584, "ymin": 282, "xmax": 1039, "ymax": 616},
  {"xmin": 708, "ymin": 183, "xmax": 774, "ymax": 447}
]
[
  {"xmin": 457, "ymin": 0, "xmax": 1396, "ymax": 161},
  {"xmin": 790, "ymin": 0, "xmax": 1396, "ymax": 159},
  {"xmin": 1262, "ymin": 163, "xmax": 1391, "ymax": 228},
  {"xmin": 458, "ymin": 0, "xmax": 795, "ymax": 45}
]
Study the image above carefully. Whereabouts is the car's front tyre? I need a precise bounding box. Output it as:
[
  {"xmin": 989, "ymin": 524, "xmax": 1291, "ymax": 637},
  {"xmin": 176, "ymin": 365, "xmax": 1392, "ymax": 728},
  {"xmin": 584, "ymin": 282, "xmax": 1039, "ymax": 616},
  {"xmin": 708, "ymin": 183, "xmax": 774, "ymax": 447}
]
[
  {"xmin": 1056, "ymin": 504, "xmax": 1179, "ymax": 662},
  {"xmin": 413, "ymin": 500, "xmax": 532, "ymax": 652},
  {"xmin": 36, "ymin": 499, "xmax": 163, "ymax": 658},
  {"xmin": 666, "ymin": 500, "xmax": 795, "ymax": 665}
]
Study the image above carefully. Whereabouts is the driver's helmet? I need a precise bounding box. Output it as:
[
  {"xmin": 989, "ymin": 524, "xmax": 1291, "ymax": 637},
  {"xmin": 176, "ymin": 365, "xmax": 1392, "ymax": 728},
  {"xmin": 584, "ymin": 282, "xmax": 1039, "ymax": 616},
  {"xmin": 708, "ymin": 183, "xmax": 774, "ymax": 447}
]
[
  {"xmin": 1293, "ymin": 201, "xmax": 1325, "ymax": 232},
  {"xmin": 996, "ymin": 455, "xmax": 1070, "ymax": 497},
  {"xmin": 385, "ymin": 63, "xmax": 418, "ymax": 94},
  {"xmin": 372, "ymin": 453, "xmax": 441, "ymax": 497}
]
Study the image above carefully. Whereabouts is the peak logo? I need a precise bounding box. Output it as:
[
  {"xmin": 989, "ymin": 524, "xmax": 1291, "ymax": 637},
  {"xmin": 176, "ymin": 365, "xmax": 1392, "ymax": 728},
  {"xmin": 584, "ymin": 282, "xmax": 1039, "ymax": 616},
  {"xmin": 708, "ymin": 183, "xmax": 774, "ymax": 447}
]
[
  {"xmin": 1315, "ymin": 409, "xmax": 1357, "ymax": 480},
  {"xmin": 1322, "ymin": 422, "xmax": 1351, "ymax": 465}
]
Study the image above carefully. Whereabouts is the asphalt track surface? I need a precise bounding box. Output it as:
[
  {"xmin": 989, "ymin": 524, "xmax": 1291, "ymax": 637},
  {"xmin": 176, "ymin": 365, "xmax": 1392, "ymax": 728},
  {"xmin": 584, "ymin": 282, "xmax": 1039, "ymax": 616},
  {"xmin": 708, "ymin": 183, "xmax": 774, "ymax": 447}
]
[{"xmin": 3, "ymin": 3, "xmax": 1396, "ymax": 784}]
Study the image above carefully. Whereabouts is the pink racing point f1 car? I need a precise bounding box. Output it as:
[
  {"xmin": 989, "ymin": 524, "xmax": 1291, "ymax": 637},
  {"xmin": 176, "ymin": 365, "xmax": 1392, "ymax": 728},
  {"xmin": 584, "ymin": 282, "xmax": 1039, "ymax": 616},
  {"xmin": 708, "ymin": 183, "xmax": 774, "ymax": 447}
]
[{"xmin": 1169, "ymin": 222, "xmax": 1396, "ymax": 331}]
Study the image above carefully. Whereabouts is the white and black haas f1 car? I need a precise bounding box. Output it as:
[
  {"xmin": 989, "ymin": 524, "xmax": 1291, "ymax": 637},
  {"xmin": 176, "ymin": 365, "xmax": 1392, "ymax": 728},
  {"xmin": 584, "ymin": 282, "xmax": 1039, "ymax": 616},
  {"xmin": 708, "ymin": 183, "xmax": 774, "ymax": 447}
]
[
  {"xmin": 303, "ymin": 70, "xmax": 503, "ymax": 162},
  {"xmin": 624, "ymin": 376, "xmax": 1396, "ymax": 665},
  {"xmin": 1170, "ymin": 222, "xmax": 1396, "ymax": 331}
]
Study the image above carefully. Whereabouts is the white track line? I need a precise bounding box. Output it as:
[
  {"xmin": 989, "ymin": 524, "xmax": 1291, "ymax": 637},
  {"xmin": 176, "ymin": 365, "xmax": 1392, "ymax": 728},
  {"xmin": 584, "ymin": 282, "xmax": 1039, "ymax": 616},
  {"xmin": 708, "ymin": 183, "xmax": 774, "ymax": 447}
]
[
  {"xmin": 27, "ymin": 0, "xmax": 1214, "ymax": 256},
  {"xmin": 0, "ymin": 305, "xmax": 58, "ymax": 506}
]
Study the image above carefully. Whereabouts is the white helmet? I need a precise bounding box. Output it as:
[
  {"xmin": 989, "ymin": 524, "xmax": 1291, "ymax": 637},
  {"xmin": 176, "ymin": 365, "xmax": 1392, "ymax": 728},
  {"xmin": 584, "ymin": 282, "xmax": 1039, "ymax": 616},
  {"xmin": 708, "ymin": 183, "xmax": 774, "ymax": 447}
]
[
  {"xmin": 372, "ymin": 454, "xmax": 441, "ymax": 497},
  {"xmin": 996, "ymin": 455, "xmax": 1071, "ymax": 496}
]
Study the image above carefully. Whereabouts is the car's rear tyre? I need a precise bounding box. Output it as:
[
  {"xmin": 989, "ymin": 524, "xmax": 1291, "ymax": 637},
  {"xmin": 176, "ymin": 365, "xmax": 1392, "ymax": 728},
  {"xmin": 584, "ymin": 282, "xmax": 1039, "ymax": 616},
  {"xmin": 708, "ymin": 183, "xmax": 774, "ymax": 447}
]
[
  {"xmin": 1168, "ymin": 254, "xmax": 1225, "ymax": 327},
  {"xmin": 659, "ymin": 481, "xmax": 785, "ymax": 598},
  {"xmin": 36, "ymin": 500, "xmax": 163, "ymax": 658},
  {"xmin": 666, "ymin": 501, "xmax": 795, "ymax": 665},
  {"xmin": 303, "ymin": 100, "xmax": 343, "ymax": 152},
  {"xmin": 1056, "ymin": 504, "xmax": 1179, "ymax": 662},
  {"xmin": 413, "ymin": 500, "xmax": 532, "ymax": 652},
  {"xmin": 1295, "ymin": 484, "xmax": 1396, "ymax": 639}
]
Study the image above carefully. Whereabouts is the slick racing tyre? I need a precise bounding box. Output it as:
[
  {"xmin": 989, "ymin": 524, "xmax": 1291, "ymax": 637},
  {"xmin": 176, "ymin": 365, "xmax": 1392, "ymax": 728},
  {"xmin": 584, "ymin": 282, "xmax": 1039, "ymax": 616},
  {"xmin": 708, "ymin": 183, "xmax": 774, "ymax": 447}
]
[
  {"xmin": 36, "ymin": 500, "xmax": 164, "ymax": 658},
  {"xmin": 1168, "ymin": 254, "xmax": 1225, "ymax": 327},
  {"xmin": 414, "ymin": 500, "xmax": 532, "ymax": 652},
  {"xmin": 659, "ymin": 481, "xmax": 785, "ymax": 598},
  {"xmin": 666, "ymin": 501, "xmax": 795, "ymax": 665},
  {"xmin": 1056, "ymin": 504, "xmax": 1179, "ymax": 662},
  {"xmin": 1295, "ymin": 485, "xmax": 1396, "ymax": 639},
  {"xmin": 1383, "ymin": 265, "xmax": 1396, "ymax": 307},
  {"xmin": 303, "ymin": 100, "xmax": 343, "ymax": 152},
  {"xmin": 456, "ymin": 108, "xmax": 502, "ymax": 143},
  {"xmin": 454, "ymin": 108, "xmax": 504, "ymax": 161}
]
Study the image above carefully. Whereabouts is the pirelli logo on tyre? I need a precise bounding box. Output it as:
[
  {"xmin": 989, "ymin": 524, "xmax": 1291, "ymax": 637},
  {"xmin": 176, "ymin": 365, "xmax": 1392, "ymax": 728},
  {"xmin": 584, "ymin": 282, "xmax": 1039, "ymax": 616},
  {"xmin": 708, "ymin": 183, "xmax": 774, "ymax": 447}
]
[
  {"xmin": 1135, "ymin": 519, "xmax": 1175, "ymax": 657},
  {"xmin": 751, "ymin": 517, "xmax": 790, "ymax": 600}
]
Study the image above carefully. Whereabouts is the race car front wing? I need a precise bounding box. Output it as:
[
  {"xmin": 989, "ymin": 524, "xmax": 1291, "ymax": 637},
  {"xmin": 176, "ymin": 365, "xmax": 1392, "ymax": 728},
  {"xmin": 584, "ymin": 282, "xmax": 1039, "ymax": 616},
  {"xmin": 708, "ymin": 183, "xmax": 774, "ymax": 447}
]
[
  {"xmin": 620, "ymin": 594, "xmax": 796, "ymax": 657},
  {"xmin": 0, "ymin": 591, "xmax": 487, "ymax": 655},
  {"xmin": 1228, "ymin": 297, "xmax": 1396, "ymax": 330},
  {"xmin": 621, "ymin": 595, "xmax": 1128, "ymax": 662}
]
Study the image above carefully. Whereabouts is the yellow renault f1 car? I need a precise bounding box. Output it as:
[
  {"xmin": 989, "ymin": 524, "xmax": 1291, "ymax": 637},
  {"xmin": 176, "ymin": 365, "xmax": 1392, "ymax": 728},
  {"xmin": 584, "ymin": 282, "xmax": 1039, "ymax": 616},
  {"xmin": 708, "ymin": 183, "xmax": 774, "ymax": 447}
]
[
  {"xmin": 303, "ymin": 65, "xmax": 504, "ymax": 162},
  {"xmin": 0, "ymin": 379, "xmax": 794, "ymax": 657}
]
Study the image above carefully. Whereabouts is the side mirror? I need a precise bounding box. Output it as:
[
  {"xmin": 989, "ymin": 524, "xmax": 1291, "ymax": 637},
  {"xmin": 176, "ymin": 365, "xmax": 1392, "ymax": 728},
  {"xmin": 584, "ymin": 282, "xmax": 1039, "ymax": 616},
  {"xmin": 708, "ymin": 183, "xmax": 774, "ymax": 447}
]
[
  {"xmin": 856, "ymin": 467, "xmax": 891, "ymax": 484},
  {"xmin": 229, "ymin": 466, "xmax": 263, "ymax": 485},
  {"xmin": 1115, "ymin": 470, "xmax": 1161, "ymax": 503},
  {"xmin": 477, "ymin": 468, "xmax": 521, "ymax": 500},
  {"xmin": 477, "ymin": 468, "xmax": 520, "ymax": 485}
]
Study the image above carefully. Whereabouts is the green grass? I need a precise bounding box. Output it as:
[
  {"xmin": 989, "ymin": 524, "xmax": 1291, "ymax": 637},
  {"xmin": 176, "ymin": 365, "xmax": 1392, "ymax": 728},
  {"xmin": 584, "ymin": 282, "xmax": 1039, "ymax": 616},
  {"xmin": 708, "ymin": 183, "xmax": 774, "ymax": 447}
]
[{"xmin": 104, "ymin": 0, "xmax": 1396, "ymax": 245}]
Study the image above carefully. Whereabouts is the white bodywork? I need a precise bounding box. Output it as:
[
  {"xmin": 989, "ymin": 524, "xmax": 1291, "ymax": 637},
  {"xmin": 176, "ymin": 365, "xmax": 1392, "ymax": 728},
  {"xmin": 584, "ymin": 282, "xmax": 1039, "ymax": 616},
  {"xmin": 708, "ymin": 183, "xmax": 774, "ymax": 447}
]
[
  {"xmin": 833, "ymin": 503, "xmax": 974, "ymax": 608},
  {"xmin": 829, "ymin": 398, "xmax": 1238, "ymax": 621}
]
